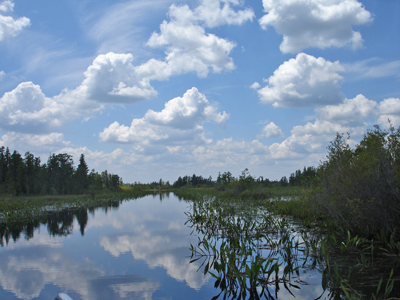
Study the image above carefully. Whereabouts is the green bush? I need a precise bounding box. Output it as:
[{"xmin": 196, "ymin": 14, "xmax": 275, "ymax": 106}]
[{"xmin": 313, "ymin": 124, "xmax": 400, "ymax": 238}]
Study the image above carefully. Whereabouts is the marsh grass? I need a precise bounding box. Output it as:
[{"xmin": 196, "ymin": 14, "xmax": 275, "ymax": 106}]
[
  {"xmin": 185, "ymin": 194, "xmax": 327, "ymax": 299},
  {"xmin": 182, "ymin": 189, "xmax": 400, "ymax": 299},
  {"xmin": 174, "ymin": 186, "xmax": 301, "ymax": 201},
  {"xmin": 269, "ymin": 196, "xmax": 400, "ymax": 299},
  {"xmin": 0, "ymin": 189, "xmax": 156, "ymax": 222}
]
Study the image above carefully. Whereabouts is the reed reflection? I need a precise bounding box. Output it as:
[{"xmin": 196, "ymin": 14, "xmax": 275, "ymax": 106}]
[
  {"xmin": 185, "ymin": 196, "xmax": 333, "ymax": 299},
  {"xmin": 185, "ymin": 195, "xmax": 400, "ymax": 299}
]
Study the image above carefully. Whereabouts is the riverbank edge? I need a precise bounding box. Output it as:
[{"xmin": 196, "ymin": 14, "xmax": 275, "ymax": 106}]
[{"xmin": 0, "ymin": 189, "xmax": 162, "ymax": 222}]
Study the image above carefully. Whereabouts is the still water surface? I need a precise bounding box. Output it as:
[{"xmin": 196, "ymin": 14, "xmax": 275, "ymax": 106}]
[{"xmin": 0, "ymin": 193, "xmax": 325, "ymax": 300}]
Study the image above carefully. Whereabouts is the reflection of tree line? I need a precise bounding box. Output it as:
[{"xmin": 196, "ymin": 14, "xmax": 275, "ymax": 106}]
[
  {"xmin": 1, "ymin": 192, "xmax": 168, "ymax": 246},
  {"xmin": 0, "ymin": 200, "xmax": 124, "ymax": 246},
  {"xmin": 0, "ymin": 208, "xmax": 88, "ymax": 246}
]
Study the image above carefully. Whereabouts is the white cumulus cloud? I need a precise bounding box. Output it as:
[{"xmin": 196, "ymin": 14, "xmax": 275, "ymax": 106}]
[
  {"xmin": 145, "ymin": 22, "xmax": 236, "ymax": 78},
  {"xmin": 99, "ymin": 87, "xmax": 229, "ymax": 146},
  {"xmin": 81, "ymin": 52, "xmax": 157, "ymax": 103},
  {"xmin": 315, "ymin": 94, "xmax": 378, "ymax": 126},
  {"xmin": 143, "ymin": 0, "xmax": 254, "ymax": 79},
  {"xmin": 0, "ymin": 82, "xmax": 61, "ymax": 132},
  {"xmin": 0, "ymin": 52, "xmax": 161, "ymax": 134},
  {"xmin": 145, "ymin": 3, "xmax": 245, "ymax": 78},
  {"xmin": 255, "ymin": 53, "xmax": 345, "ymax": 108},
  {"xmin": 193, "ymin": 138, "xmax": 270, "ymax": 168},
  {"xmin": 379, "ymin": 98, "xmax": 400, "ymax": 115},
  {"xmin": 259, "ymin": 0, "xmax": 372, "ymax": 53},
  {"xmin": 0, "ymin": 81, "xmax": 103, "ymax": 133},
  {"xmin": 0, "ymin": 52, "xmax": 157, "ymax": 135},
  {"xmin": 313, "ymin": 95, "xmax": 400, "ymax": 129},
  {"xmin": 0, "ymin": 0, "xmax": 254, "ymax": 137},
  {"xmin": 0, "ymin": 0, "xmax": 255, "ymax": 139},
  {"xmin": 0, "ymin": 0, "xmax": 13, "ymax": 12},
  {"xmin": 377, "ymin": 98, "xmax": 400, "ymax": 127},
  {"xmin": 0, "ymin": 0, "xmax": 30, "ymax": 42},
  {"xmin": 267, "ymin": 119, "xmax": 355, "ymax": 160},
  {"xmin": 168, "ymin": 0, "xmax": 255, "ymax": 28},
  {"xmin": 265, "ymin": 95, "xmax": 400, "ymax": 161},
  {"xmin": 0, "ymin": 132, "xmax": 70, "ymax": 153},
  {"xmin": 258, "ymin": 122, "xmax": 284, "ymax": 138}
]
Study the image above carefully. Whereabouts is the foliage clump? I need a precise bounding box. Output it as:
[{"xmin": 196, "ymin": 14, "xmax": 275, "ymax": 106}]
[{"xmin": 313, "ymin": 124, "xmax": 400, "ymax": 238}]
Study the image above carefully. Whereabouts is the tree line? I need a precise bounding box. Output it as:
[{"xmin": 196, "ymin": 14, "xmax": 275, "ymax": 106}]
[
  {"xmin": 169, "ymin": 166, "xmax": 317, "ymax": 191},
  {"xmin": 0, "ymin": 146, "xmax": 121, "ymax": 196},
  {"xmin": 173, "ymin": 174, "xmax": 213, "ymax": 188}
]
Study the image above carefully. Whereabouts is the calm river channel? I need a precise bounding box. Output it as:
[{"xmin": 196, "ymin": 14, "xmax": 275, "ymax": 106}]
[{"xmin": 0, "ymin": 193, "xmax": 327, "ymax": 300}]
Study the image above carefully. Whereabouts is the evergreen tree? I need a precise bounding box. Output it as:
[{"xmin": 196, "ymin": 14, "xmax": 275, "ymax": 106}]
[
  {"xmin": 6, "ymin": 151, "xmax": 25, "ymax": 195},
  {"xmin": 110, "ymin": 174, "xmax": 120, "ymax": 189},
  {"xmin": 74, "ymin": 154, "xmax": 89, "ymax": 193},
  {"xmin": 88, "ymin": 169, "xmax": 103, "ymax": 190},
  {"xmin": 102, "ymin": 170, "xmax": 109, "ymax": 188},
  {"xmin": 47, "ymin": 153, "xmax": 74, "ymax": 194},
  {"xmin": 0, "ymin": 147, "xmax": 11, "ymax": 192},
  {"xmin": 279, "ymin": 176, "xmax": 288, "ymax": 187},
  {"xmin": 24, "ymin": 152, "xmax": 42, "ymax": 195},
  {"xmin": 173, "ymin": 176, "xmax": 184, "ymax": 188},
  {"xmin": 0, "ymin": 147, "xmax": 7, "ymax": 191}
]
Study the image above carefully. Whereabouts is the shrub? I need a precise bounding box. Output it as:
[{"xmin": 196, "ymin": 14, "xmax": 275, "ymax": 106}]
[{"xmin": 313, "ymin": 124, "xmax": 400, "ymax": 238}]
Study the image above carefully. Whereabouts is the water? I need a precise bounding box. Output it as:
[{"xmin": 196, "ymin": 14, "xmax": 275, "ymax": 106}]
[{"xmin": 0, "ymin": 193, "xmax": 364, "ymax": 300}]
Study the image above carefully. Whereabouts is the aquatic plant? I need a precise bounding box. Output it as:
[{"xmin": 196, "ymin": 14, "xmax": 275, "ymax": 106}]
[
  {"xmin": 185, "ymin": 193, "xmax": 400, "ymax": 299},
  {"xmin": 186, "ymin": 195, "xmax": 327, "ymax": 299}
]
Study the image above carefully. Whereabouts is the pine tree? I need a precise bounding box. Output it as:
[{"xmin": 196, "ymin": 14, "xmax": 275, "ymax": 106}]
[
  {"xmin": 74, "ymin": 154, "xmax": 89, "ymax": 193},
  {"xmin": 47, "ymin": 153, "xmax": 74, "ymax": 194},
  {"xmin": 0, "ymin": 147, "xmax": 7, "ymax": 191},
  {"xmin": 7, "ymin": 151, "xmax": 25, "ymax": 195}
]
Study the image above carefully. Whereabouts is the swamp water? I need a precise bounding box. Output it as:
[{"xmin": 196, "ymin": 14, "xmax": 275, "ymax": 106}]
[{"xmin": 0, "ymin": 193, "xmax": 394, "ymax": 299}]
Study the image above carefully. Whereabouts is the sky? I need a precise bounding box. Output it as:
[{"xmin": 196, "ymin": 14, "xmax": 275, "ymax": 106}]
[{"xmin": 0, "ymin": 0, "xmax": 399, "ymax": 184}]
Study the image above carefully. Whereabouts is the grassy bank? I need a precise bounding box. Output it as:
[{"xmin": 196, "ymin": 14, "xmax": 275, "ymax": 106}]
[{"xmin": 0, "ymin": 189, "xmax": 157, "ymax": 222}]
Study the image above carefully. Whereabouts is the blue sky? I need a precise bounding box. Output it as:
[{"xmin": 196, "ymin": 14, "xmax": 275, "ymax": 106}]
[{"xmin": 0, "ymin": 0, "xmax": 399, "ymax": 183}]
